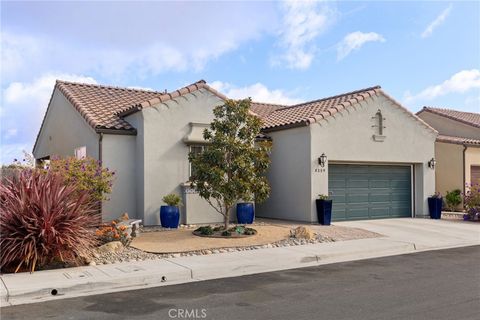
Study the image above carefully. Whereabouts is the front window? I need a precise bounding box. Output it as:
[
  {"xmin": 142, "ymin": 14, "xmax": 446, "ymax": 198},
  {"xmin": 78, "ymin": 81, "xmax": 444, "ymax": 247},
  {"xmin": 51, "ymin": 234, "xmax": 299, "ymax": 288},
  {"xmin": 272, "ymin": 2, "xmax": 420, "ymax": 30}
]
[{"xmin": 189, "ymin": 145, "xmax": 206, "ymax": 179}]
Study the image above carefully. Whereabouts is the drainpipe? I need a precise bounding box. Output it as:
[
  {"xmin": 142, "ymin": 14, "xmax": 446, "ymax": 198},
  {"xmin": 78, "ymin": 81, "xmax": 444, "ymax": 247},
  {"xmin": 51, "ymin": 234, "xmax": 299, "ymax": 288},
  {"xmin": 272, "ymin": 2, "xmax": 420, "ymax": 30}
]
[
  {"xmin": 98, "ymin": 133, "xmax": 104, "ymax": 223},
  {"xmin": 98, "ymin": 133, "xmax": 104, "ymax": 164}
]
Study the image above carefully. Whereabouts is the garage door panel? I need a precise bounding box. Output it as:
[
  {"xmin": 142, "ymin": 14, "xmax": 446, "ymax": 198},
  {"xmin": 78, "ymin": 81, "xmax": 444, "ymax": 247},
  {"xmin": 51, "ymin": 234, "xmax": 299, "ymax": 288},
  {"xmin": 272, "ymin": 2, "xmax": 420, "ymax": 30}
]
[
  {"xmin": 346, "ymin": 207, "xmax": 369, "ymax": 219},
  {"xmin": 347, "ymin": 193, "xmax": 370, "ymax": 203},
  {"xmin": 347, "ymin": 179, "xmax": 369, "ymax": 188},
  {"xmin": 329, "ymin": 164, "xmax": 412, "ymax": 221},
  {"xmin": 390, "ymin": 180, "xmax": 410, "ymax": 188},
  {"xmin": 369, "ymin": 193, "xmax": 390, "ymax": 202},
  {"xmin": 370, "ymin": 207, "xmax": 391, "ymax": 218},
  {"xmin": 370, "ymin": 180, "xmax": 390, "ymax": 188}
]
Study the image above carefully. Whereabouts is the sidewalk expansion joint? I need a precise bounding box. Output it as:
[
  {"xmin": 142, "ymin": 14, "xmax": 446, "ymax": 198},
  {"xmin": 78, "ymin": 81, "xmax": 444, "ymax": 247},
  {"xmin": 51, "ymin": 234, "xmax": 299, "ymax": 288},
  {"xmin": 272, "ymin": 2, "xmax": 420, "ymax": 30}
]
[{"xmin": 163, "ymin": 259, "xmax": 194, "ymax": 279}]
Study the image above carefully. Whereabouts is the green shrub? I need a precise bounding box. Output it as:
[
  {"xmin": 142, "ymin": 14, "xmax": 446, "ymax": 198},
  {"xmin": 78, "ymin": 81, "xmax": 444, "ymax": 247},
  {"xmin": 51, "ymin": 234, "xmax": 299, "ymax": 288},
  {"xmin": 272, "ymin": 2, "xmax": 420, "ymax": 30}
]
[
  {"xmin": 445, "ymin": 189, "xmax": 462, "ymax": 210},
  {"xmin": 243, "ymin": 227, "xmax": 256, "ymax": 235},
  {"xmin": 48, "ymin": 157, "xmax": 114, "ymax": 202},
  {"xmin": 195, "ymin": 226, "xmax": 213, "ymax": 235},
  {"xmin": 162, "ymin": 193, "xmax": 182, "ymax": 207},
  {"xmin": 221, "ymin": 230, "xmax": 232, "ymax": 237}
]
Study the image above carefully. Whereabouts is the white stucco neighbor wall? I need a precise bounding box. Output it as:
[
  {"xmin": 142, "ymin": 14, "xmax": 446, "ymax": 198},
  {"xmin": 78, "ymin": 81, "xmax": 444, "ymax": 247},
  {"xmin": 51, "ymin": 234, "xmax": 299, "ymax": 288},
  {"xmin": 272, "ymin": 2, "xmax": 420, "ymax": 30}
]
[
  {"xmin": 256, "ymin": 126, "xmax": 312, "ymax": 221},
  {"xmin": 310, "ymin": 94, "xmax": 437, "ymax": 221},
  {"xmin": 33, "ymin": 88, "xmax": 99, "ymax": 159},
  {"xmin": 129, "ymin": 89, "xmax": 224, "ymax": 225},
  {"xmin": 101, "ymin": 134, "xmax": 137, "ymax": 221}
]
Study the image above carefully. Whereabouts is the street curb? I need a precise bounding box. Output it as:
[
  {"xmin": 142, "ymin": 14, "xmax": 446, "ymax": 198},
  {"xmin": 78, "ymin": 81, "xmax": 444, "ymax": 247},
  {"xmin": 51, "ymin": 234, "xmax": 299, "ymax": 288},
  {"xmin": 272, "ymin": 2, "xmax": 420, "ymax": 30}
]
[{"xmin": 1, "ymin": 239, "xmax": 478, "ymax": 307}]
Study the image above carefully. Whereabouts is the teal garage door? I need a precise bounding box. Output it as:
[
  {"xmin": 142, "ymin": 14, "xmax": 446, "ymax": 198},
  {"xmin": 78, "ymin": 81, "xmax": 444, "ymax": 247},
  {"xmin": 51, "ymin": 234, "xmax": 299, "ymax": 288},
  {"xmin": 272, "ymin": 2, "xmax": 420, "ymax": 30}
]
[{"xmin": 329, "ymin": 164, "xmax": 412, "ymax": 221}]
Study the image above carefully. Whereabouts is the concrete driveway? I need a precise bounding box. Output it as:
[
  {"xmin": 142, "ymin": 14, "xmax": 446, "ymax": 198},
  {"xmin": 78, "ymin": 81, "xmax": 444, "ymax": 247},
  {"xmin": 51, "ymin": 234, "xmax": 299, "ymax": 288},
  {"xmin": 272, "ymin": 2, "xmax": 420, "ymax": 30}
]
[{"xmin": 334, "ymin": 218, "xmax": 480, "ymax": 250}]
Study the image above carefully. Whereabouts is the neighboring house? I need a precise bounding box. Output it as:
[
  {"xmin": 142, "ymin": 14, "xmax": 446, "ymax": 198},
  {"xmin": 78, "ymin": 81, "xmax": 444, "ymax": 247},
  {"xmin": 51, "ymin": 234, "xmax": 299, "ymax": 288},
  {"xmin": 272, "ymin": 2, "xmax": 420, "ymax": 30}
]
[
  {"xmin": 416, "ymin": 107, "xmax": 480, "ymax": 198},
  {"xmin": 33, "ymin": 80, "xmax": 437, "ymax": 224}
]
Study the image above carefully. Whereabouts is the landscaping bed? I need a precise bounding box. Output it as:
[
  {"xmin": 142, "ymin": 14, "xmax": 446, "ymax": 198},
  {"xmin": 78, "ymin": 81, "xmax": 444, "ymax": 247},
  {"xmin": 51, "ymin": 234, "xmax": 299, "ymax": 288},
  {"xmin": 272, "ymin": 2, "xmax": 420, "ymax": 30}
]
[{"xmin": 130, "ymin": 222, "xmax": 382, "ymax": 255}]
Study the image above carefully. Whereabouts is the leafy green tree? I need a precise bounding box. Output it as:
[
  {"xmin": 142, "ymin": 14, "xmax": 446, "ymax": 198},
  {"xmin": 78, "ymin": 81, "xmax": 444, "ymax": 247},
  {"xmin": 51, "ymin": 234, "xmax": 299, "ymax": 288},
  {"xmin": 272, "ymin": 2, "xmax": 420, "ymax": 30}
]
[{"xmin": 189, "ymin": 99, "xmax": 271, "ymax": 230}]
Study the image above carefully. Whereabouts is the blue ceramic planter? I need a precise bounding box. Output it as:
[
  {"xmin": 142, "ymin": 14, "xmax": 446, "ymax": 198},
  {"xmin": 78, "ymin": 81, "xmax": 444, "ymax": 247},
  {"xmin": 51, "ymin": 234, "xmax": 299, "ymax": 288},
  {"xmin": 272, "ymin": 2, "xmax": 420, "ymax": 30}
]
[
  {"xmin": 237, "ymin": 203, "xmax": 254, "ymax": 224},
  {"xmin": 428, "ymin": 197, "xmax": 442, "ymax": 219},
  {"xmin": 160, "ymin": 206, "xmax": 180, "ymax": 228},
  {"xmin": 316, "ymin": 199, "xmax": 332, "ymax": 225}
]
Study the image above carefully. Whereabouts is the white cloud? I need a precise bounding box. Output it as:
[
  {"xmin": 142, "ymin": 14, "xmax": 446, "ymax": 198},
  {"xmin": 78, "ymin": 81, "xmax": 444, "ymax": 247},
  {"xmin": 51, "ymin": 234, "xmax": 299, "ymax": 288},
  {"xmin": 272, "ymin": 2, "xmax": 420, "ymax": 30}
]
[
  {"xmin": 421, "ymin": 5, "xmax": 452, "ymax": 38},
  {"xmin": 337, "ymin": 31, "xmax": 385, "ymax": 60},
  {"xmin": 1, "ymin": 73, "xmax": 97, "ymax": 164},
  {"xmin": 1, "ymin": 2, "xmax": 278, "ymax": 81},
  {"xmin": 404, "ymin": 69, "xmax": 480, "ymax": 103},
  {"xmin": 4, "ymin": 74, "xmax": 96, "ymax": 105},
  {"xmin": 210, "ymin": 81, "xmax": 302, "ymax": 105},
  {"xmin": 273, "ymin": 0, "xmax": 336, "ymax": 69}
]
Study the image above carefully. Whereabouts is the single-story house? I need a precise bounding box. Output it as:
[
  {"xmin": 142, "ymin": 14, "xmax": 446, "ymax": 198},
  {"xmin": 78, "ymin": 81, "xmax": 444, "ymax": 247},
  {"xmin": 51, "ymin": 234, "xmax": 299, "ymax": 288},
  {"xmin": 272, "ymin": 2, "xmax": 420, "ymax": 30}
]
[
  {"xmin": 33, "ymin": 80, "xmax": 437, "ymax": 224},
  {"xmin": 416, "ymin": 107, "xmax": 480, "ymax": 198}
]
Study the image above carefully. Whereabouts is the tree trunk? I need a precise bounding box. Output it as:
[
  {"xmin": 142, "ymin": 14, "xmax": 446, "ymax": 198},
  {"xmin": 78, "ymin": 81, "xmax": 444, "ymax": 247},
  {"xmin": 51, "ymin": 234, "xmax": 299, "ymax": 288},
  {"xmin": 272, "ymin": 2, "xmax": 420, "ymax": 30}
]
[{"xmin": 223, "ymin": 205, "xmax": 230, "ymax": 230}]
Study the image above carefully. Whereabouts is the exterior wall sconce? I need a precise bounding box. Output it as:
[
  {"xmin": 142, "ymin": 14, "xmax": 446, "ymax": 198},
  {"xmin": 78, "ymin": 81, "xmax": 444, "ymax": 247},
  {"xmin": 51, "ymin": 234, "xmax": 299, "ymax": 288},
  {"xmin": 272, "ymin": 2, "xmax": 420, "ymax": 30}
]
[
  {"xmin": 318, "ymin": 153, "xmax": 327, "ymax": 167},
  {"xmin": 428, "ymin": 158, "xmax": 436, "ymax": 169}
]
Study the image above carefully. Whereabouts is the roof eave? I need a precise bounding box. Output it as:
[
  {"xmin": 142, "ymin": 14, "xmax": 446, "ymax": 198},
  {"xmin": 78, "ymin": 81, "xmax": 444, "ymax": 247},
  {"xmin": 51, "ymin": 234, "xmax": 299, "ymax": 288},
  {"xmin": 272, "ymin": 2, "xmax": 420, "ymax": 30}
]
[
  {"xmin": 95, "ymin": 127, "xmax": 137, "ymax": 136},
  {"xmin": 261, "ymin": 121, "xmax": 309, "ymax": 133}
]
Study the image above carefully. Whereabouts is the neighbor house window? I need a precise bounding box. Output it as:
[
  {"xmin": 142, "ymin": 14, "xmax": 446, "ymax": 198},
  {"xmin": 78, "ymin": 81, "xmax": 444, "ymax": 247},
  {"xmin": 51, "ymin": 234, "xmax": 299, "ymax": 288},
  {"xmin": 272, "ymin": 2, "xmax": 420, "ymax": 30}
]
[
  {"xmin": 74, "ymin": 146, "xmax": 87, "ymax": 159},
  {"xmin": 189, "ymin": 145, "xmax": 206, "ymax": 179}
]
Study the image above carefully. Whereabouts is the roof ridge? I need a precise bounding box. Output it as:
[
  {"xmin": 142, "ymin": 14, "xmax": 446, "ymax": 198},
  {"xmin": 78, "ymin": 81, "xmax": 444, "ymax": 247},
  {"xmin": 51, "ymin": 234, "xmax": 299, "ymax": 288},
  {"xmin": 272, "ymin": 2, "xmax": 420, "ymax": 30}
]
[
  {"xmin": 251, "ymin": 101, "xmax": 289, "ymax": 107},
  {"xmin": 422, "ymin": 106, "xmax": 480, "ymax": 116},
  {"xmin": 116, "ymin": 79, "xmax": 224, "ymax": 117},
  {"xmin": 56, "ymin": 79, "xmax": 165, "ymax": 94},
  {"xmin": 276, "ymin": 85, "xmax": 381, "ymax": 111}
]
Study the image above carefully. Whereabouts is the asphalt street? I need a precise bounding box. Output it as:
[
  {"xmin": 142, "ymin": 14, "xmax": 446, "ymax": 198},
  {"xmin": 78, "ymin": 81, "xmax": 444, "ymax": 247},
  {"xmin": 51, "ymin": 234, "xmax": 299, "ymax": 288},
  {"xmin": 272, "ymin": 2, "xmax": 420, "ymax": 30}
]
[{"xmin": 2, "ymin": 246, "xmax": 479, "ymax": 320}]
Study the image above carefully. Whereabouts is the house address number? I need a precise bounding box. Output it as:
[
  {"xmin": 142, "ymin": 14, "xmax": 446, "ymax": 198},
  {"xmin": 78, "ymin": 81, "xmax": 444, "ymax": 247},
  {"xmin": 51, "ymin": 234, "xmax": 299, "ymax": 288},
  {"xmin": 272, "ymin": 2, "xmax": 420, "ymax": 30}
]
[{"xmin": 314, "ymin": 168, "xmax": 326, "ymax": 173}]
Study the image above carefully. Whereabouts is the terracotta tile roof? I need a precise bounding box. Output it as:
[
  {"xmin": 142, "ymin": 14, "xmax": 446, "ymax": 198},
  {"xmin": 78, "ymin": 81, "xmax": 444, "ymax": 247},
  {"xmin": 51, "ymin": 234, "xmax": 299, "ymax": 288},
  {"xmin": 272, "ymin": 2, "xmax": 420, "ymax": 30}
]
[
  {"xmin": 34, "ymin": 79, "xmax": 226, "ymax": 154},
  {"xmin": 437, "ymin": 134, "xmax": 480, "ymax": 145},
  {"xmin": 56, "ymin": 80, "xmax": 165, "ymax": 132},
  {"xmin": 261, "ymin": 86, "xmax": 382, "ymax": 130},
  {"xmin": 116, "ymin": 80, "xmax": 227, "ymax": 117},
  {"xmin": 418, "ymin": 107, "xmax": 480, "ymax": 129},
  {"xmin": 260, "ymin": 86, "xmax": 437, "ymax": 133},
  {"xmin": 250, "ymin": 102, "xmax": 286, "ymax": 118}
]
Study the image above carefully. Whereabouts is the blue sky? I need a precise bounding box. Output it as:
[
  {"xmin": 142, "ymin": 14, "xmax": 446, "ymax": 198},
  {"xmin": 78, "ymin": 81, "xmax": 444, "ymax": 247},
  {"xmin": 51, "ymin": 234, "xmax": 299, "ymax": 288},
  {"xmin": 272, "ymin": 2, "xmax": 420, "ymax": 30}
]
[{"xmin": 1, "ymin": 0, "xmax": 479, "ymax": 164}]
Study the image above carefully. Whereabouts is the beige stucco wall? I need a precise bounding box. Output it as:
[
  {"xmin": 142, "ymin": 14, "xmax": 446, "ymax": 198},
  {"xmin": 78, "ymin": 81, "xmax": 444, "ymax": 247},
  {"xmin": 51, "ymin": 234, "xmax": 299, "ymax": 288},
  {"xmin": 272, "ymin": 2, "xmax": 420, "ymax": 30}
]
[
  {"xmin": 260, "ymin": 94, "xmax": 437, "ymax": 223},
  {"xmin": 127, "ymin": 89, "xmax": 224, "ymax": 225},
  {"xmin": 101, "ymin": 134, "xmax": 137, "ymax": 221},
  {"xmin": 256, "ymin": 126, "xmax": 312, "ymax": 221},
  {"xmin": 33, "ymin": 88, "xmax": 99, "ymax": 159},
  {"xmin": 465, "ymin": 146, "xmax": 480, "ymax": 186},
  {"xmin": 435, "ymin": 142, "xmax": 464, "ymax": 196},
  {"xmin": 309, "ymin": 94, "xmax": 436, "ymax": 221},
  {"xmin": 417, "ymin": 111, "xmax": 480, "ymax": 139}
]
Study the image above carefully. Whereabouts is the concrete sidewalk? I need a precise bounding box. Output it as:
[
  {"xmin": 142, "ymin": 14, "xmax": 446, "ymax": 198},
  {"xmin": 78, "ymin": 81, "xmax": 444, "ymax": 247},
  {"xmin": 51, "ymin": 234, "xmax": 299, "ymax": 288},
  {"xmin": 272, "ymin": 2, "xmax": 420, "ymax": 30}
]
[{"xmin": 1, "ymin": 219, "xmax": 478, "ymax": 307}]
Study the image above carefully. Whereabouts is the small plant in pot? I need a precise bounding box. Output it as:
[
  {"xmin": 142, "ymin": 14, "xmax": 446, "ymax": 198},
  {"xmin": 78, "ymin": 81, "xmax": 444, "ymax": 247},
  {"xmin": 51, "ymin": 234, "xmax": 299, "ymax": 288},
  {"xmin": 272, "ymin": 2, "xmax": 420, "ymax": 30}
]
[
  {"xmin": 316, "ymin": 194, "xmax": 333, "ymax": 225},
  {"xmin": 427, "ymin": 192, "xmax": 442, "ymax": 219},
  {"xmin": 160, "ymin": 194, "xmax": 182, "ymax": 228}
]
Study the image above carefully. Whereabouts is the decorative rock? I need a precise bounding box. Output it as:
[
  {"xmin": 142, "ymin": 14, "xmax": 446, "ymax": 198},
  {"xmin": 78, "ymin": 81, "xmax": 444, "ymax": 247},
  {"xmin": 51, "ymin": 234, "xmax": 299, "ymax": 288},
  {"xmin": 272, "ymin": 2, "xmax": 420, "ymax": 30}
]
[
  {"xmin": 97, "ymin": 241, "xmax": 124, "ymax": 254},
  {"xmin": 291, "ymin": 226, "xmax": 315, "ymax": 240}
]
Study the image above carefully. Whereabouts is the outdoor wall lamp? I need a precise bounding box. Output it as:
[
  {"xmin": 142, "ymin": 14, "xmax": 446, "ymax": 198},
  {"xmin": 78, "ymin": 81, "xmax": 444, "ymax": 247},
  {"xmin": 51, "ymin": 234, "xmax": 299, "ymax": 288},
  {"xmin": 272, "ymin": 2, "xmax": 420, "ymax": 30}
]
[
  {"xmin": 428, "ymin": 157, "xmax": 436, "ymax": 169},
  {"xmin": 318, "ymin": 153, "xmax": 327, "ymax": 167}
]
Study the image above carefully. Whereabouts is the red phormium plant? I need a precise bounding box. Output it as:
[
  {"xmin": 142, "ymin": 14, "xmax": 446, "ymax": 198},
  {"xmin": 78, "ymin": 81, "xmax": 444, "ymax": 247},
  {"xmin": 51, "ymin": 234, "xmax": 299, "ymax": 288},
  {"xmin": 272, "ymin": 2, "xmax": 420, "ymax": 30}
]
[{"xmin": 0, "ymin": 170, "xmax": 99, "ymax": 273}]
